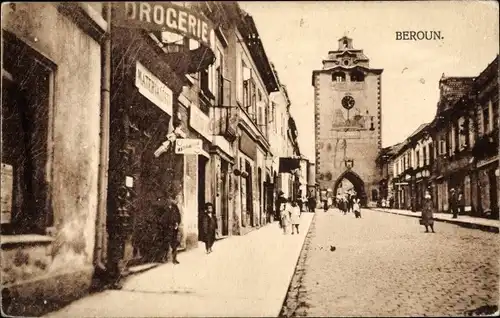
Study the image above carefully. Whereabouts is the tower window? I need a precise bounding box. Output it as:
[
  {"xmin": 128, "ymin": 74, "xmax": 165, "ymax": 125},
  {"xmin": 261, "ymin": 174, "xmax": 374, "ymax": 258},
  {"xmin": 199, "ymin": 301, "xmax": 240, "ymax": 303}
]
[
  {"xmin": 343, "ymin": 60, "xmax": 349, "ymax": 66},
  {"xmin": 343, "ymin": 40, "xmax": 348, "ymax": 49},
  {"xmin": 351, "ymin": 70, "xmax": 365, "ymax": 82},
  {"xmin": 332, "ymin": 72, "xmax": 346, "ymax": 82}
]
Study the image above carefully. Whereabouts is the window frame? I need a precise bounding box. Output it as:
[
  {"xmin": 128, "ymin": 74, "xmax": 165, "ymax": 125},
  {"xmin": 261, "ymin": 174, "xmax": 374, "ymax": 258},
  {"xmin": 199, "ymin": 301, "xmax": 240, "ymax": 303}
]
[{"xmin": 1, "ymin": 32, "xmax": 56, "ymax": 235}]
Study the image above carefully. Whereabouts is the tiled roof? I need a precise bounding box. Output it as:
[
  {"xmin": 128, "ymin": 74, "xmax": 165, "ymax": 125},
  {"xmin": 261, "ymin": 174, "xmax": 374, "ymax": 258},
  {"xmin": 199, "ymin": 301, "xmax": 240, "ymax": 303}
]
[
  {"xmin": 408, "ymin": 123, "xmax": 430, "ymax": 139},
  {"xmin": 474, "ymin": 55, "xmax": 498, "ymax": 87}
]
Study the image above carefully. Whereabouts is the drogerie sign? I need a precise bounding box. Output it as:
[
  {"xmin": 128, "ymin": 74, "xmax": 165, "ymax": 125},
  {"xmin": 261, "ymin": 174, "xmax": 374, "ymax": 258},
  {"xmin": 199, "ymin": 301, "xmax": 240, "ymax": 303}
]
[{"xmin": 114, "ymin": 2, "xmax": 214, "ymax": 48}]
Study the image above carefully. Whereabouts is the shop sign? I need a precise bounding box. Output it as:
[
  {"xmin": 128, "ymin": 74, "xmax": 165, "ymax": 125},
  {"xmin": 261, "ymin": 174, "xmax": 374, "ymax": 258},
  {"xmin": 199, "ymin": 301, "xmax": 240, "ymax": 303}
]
[
  {"xmin": 115, "ymin": 2, "xmax": 215, "ymax": 48},
  {"xmin": 135, "ymin": 62, "xmax": 173, "ymax": 115},
  {"xmin": 175, "ymin": 139, "xmax": 202, "ymax": 155},
  {"xmin": 239, "ymin": 130, "xmax": 257, "ymax": 160},
  {"xmin": 1, "ymin": 163, "xmax": 13, "ymax": 224},
  {"xmin": 190, "ymin": 105, "xmax": 212, "ymax": 140}
]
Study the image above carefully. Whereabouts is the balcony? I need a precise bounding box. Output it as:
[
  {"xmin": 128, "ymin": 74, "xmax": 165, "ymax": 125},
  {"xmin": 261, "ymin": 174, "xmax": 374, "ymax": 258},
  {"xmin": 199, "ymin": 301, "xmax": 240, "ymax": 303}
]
[{"xmin": 211, "ymin": 107, "xmax": 238, "ymax": 142}]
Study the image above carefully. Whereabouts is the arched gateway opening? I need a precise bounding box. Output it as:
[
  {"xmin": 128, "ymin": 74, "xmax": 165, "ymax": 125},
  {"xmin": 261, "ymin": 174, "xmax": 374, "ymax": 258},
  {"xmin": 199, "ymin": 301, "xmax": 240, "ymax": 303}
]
[{"xmin": 333, "ymin": 170, "xmax": 367, "ymax": 207}]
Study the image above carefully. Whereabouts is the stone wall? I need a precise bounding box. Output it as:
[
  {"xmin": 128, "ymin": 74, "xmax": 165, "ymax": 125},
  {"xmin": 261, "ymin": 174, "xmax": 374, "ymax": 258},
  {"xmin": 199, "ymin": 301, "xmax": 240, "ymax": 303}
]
[{"xmin": 1, "ymin": 3, "xmax": 103, "ymax": 316}]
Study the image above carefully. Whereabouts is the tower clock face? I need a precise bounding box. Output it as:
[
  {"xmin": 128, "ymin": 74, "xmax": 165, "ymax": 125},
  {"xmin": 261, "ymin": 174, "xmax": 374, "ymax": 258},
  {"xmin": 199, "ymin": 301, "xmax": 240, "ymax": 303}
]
[{"xmin": 342, "ymin": 96, "xmax": 355, "ymax": 110}]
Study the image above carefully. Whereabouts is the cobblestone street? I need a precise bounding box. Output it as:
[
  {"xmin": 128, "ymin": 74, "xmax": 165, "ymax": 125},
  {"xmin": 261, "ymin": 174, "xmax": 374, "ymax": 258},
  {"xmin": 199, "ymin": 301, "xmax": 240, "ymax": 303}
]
[{"xmin": 281, "ymin": 209, "xmax": 499, "ymax": 317}]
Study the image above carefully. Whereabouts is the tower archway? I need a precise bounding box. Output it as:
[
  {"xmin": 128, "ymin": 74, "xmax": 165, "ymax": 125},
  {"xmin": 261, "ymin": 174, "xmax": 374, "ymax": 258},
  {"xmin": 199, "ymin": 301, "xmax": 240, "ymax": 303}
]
[{"xmin": 333, "ymin": 170, "xmax": 367, "ymax": 206}]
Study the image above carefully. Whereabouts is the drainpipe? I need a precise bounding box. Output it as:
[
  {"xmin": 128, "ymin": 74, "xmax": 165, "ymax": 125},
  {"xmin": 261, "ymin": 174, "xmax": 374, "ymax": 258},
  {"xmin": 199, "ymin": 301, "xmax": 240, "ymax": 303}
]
[{"xmin": 94, "ymin": 2, "xmax": 111, "ymax": 278}]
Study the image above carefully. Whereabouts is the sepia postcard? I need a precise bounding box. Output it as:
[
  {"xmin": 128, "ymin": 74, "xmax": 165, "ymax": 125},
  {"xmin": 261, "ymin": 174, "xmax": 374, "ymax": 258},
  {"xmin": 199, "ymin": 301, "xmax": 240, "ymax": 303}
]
[{"xmin": 1, "ymin": 1, "xmax": 499, "ymax": 317}]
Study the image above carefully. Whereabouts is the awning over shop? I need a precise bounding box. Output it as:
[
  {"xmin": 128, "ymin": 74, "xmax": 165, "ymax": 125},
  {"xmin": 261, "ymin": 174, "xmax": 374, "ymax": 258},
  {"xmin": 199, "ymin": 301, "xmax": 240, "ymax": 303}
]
[{"xmin": 279, "ymin": 157, "xmax": 300, "ymax": 173}]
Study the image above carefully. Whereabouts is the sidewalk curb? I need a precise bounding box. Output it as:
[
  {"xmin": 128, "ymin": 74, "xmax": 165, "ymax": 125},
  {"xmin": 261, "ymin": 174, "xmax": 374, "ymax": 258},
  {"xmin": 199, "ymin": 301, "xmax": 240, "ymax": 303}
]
[
  {"xmin": 277, "ymin": 212, "xmax": 317, "ymax": 317},
  {"xmin": 121, "ymin": 221, "xmax": 283, "ymax": 280},
  {"xmin": 374, "ymin": 209, "xmax": 499, "ymax": 234}
]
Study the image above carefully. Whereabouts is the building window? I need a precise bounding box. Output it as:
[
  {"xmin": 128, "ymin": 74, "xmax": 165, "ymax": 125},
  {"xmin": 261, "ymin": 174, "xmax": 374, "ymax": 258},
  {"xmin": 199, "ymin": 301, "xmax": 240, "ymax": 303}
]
[
  {"xmin": 483, "ymin": 105, "xmax": 490, "ymax": 134},
  {"xmin": 350, "ymin": 70, "xmax": 365, "ymax": 82},
  {"xmin": 251, "ymin": 80, "xmax": 256, "ymax": 119},
  {"xmin": 2, "ymin": 34, "xmax": 54, "ymax": 235},
  {"xmin": 422, "ymin": 146, "xmax": 427, "ymax": 166},
  {"xmin": 468, "ymin": 118, "xmax": 475, "ymax": 147},
  {"xmin": 200, "ymin": 67, "xmax": 210, "ymax": 95},
  {"xmin": 439, "ymin": 139, "xmax": 446, "ymax": 155},
  {"xmin": 416, "ymin": 150, "xmax": 420, "ymax": 168},
  {"xmin": 458, "ymin": 116, "xmax": 467, "ymax": 150},
  {"xmin": 272, "ymin": 102, "xmax": 277, "ymax": 133},
  {"xmin": 215, "ymin": 48, "xmax": 224, "ymax": 106},
  {"xmin": 429, "ymin": 143, "xmax": 434, "ymax": 165},
  {"xmin": 492, "ymin": 99, "xmax": 499, "ymax": 131},
  {"xmin": 332, "ymin": 72, "xmax": 346, "ymax": 82}
]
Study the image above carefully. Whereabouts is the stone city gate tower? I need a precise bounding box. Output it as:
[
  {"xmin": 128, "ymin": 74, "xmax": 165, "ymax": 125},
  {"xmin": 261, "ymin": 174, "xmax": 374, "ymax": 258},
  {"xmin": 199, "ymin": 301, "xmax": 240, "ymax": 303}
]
[{"xmin": 312, "ymin": 36, "xmax": 383, "ymax": 206}]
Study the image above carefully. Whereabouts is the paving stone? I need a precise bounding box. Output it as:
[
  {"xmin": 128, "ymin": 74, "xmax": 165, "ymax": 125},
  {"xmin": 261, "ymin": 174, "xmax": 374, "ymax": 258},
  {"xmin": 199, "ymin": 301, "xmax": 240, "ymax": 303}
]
[{"xmin": 280, "ymin": 208, "xmax": 499, "ymax": 317}]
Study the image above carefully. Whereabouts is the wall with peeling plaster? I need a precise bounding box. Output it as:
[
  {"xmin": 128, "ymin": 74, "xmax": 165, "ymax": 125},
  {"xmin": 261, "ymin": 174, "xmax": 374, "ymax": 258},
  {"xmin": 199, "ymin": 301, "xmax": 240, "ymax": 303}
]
[{"xmin": 1, "ymin": 3, "xmax": 101, "ymax": 316}]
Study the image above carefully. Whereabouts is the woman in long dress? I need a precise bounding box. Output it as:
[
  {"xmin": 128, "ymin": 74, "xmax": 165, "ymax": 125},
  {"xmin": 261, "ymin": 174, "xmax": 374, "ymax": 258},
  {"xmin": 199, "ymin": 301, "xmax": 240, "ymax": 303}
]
[
  {"xmin": 290, "ymin": 201, "xmax": 301, "ymax": 234},
  {"xmin": 281, "ymin": 198, "xmax": 292, "ymax": 234},
  {"xmin": 353, "ymin": 196, "xmax": 361, "ymax": 218},
  {"xmin": 421, "ymin": 190, "xmax": 435, "ymax": 233}
]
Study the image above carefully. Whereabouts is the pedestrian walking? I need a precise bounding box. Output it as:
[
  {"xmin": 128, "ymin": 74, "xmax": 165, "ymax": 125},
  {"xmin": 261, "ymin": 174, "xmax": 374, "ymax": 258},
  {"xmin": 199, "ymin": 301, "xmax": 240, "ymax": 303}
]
[
  {"xmin": 302, "ymin": 196, "xmax": 308, "ymax": 212},
  {"xmin": 157, "ymin": 198, "xmax": 182, "ymax": 264},
  {"xmin": 353, "ymin": 196, "xmax": 361, "ymax": 218},
  {"xmin": 327, "ymin": 196, "xmax": 333, "ymax": 210},
  {"xmin": 340, "ymin": 197, "xmax": 347, "ymax": 215},
  {"xmin": 200, "ymin": 202, "xmax": 218, "ymax": 254},
  {"xmin": 346, "ymin": 193, "xmax": 353, "ymax": 213},
  {"xmin": 281, "ymin": 198, "xmax": 292, "ymax": 234},
  {"xmin": 290, "ymin": 200, "xmax": 301, "ymax": 235},
  {"xmin": 276, "ymin": 191, "xmax": 286, "ymax": 227},
  {"xmin": 458, "ymin": 190, "xmax": 465, "ymax": 216},
  {"xmin": 420, "ymin": 190, "xmax": 435, "ymax": 233},
  {"xmin": 323, "ymin": 199, "xmax": 328, "ymax": 212},
  {"xmin": 307, "ymin": 195, "xmax": 314, "ymax": 212},
  {"xmin": 449, "ymin": 188, "xmax": 458, "ymax": 219}
]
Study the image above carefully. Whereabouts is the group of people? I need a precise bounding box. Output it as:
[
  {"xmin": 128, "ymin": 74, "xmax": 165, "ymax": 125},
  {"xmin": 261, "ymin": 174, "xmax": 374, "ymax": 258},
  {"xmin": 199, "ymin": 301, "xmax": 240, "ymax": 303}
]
[
  {"xmin": 300, "ymin": 195, "xmax": 317, "ymax": 212},
  {"xmin": 336, "ymin": 194, "xmax": 362, "ymax": 218},
  {"xmin": 321, "ymin": 193, "xmax": 362, "ymax": 218},
  {"xmin": 276, "ymin": 192, "xmax": 302, "ymax": 235},
  {"xmin": 153, "ymin": 199, "xmax": 220, "ymax": 265}
]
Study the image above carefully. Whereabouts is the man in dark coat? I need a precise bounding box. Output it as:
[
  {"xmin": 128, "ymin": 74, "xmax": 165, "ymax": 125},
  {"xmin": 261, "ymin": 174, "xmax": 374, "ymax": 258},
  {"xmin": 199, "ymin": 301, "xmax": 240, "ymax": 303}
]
[
  {"xmin": 449, "ymin": 188, "xmax": 458, "ymax": 219},
  {"xmin": 200, "ymin": 202, "xmax": 218, "ymax": 254},
  {"xmin": 159, "ymin": 198, "xmax": 182, "ymax": 264}
]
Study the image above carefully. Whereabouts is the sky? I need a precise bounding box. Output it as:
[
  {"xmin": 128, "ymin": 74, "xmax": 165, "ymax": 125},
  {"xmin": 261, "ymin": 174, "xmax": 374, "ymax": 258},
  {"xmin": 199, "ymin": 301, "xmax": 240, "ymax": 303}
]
[{"xmin": 238, "ymin": 0, "xmax": 499, "ymax": 163}]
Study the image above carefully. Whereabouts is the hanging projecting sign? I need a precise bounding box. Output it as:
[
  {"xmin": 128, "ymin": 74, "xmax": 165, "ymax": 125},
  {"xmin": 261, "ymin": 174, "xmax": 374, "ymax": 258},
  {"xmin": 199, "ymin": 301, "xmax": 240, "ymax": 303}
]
[
  {"xmin": 175, "ymin": 139, "xmax": 202, "ymax": 155},
  {"xmin": 136, "ymin": 62, "xmax": 173, "ymax": 115},
  {"xmin": 113, "ymin": 2, "xmax": 216, "ymax": 73}
]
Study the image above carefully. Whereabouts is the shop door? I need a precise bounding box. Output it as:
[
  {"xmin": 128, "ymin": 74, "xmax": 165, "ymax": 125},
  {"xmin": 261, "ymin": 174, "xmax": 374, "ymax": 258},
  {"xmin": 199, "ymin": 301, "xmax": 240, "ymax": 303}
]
[
  {"xmin": 265, "ymin": 182, "xmax": 274, "ymax": 222},
  {"xmin": 221, "ymin": 161, "xmax": 229, "ymax": 236},
  {"xmin": 488, "ymin": 169, "xmax": 498, "ymax": 218},
  {"xmin": 198, "ymin": 156, "xmax": 207, "ymax": 239}
]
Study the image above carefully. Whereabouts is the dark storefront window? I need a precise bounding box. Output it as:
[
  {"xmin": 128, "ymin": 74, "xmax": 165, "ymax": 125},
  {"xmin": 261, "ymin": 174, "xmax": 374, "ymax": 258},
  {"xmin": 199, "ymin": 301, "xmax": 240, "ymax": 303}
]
[{"xmin": 1, "ymin": 34, "xmax": 53, "ymax": 235}]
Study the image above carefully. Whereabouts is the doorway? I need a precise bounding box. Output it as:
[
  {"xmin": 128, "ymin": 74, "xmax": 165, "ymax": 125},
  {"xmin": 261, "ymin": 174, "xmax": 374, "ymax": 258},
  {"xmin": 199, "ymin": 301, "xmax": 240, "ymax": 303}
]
[
  {"xmin": 221, "ymin": 160, "xmax": 229, "ymax": 236},
  {"xmin": 488, "ymin": 168, "xmax": 498, "ymax": 219},
  {"xmin": 245, "ymin": 160, "xmax": 254, "ymax": 227},
  {"xmin": 258, "ymin": 167, "xmax": 262, "ymax": 226},
  {"xmin": 198, "ymin": 156, "xmax": 208, "ymax": 239}
]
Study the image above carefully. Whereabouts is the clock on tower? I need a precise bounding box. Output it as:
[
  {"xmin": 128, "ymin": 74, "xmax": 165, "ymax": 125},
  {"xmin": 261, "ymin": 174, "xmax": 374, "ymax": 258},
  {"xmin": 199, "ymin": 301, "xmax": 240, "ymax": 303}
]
[{"xmin": 342, "ymin": 95, "xmax": 355, "ymax": 110}]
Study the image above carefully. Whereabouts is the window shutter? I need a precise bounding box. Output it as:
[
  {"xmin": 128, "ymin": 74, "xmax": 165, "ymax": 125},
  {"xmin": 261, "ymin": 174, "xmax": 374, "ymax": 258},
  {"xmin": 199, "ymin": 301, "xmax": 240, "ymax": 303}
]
[{"xmin": 236, "ymin": 52, "xmax": 242, "ymax": 102}]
